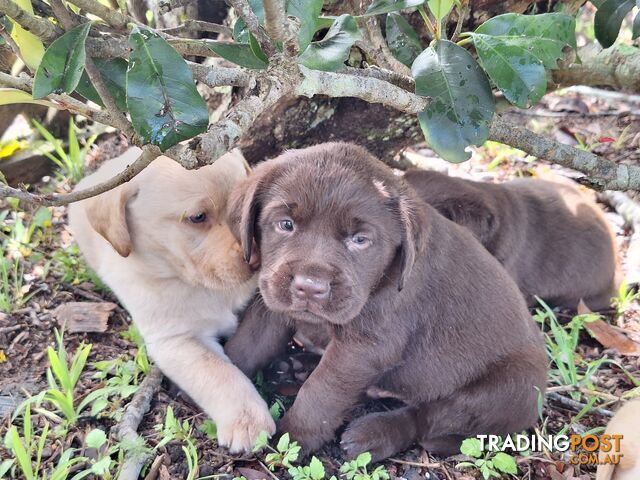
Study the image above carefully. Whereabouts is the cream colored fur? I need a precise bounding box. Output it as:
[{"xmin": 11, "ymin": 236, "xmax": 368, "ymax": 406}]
[
  {"xmin": 68, "ymin": 147, "xmax": 275, "ymax": 452},
  {"xmin": 596, "ymin": 398, "xmax": 640, "ymax": 480}
]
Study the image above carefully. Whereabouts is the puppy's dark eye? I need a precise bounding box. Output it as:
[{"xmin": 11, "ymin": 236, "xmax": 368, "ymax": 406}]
[
  {"xmin": 188, "ymin": 212, "xmax": 207, "ymax": 224},
  {"xmin": 277, "ymin": 219, "xmax": 295, "ymax": 232},
  {"xmin": 348, "ymin": 234, "xmax": 371, "ymax": 250}
]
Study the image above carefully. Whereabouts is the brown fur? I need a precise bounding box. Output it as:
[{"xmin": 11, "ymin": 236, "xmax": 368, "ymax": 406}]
[
  {"xmin": 225, "ymin": 143, "xmax": 547, "ymax": 461},
  {"xmin": 403, "ymin": 169, "xmax": 619, "ymax": 310}
]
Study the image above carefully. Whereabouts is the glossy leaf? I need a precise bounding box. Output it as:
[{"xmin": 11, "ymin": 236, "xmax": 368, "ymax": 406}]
[
  {"xmin": 298, "ymin": 14, "xmax": 361, "ymax": 71},
  {"xmin": 0, "ymin": 88, "xmax": 57, "ymax": 108},
  {"xmin": 411, "ymin": 40, "xmax": 494, "ymax": 163},
  {"xmin": 427, "ymin": 0, "xmax": 454, "ymax": 24},
  {"xmin": 208, "ymin": 41, "xmax": 268, "ymax": 69},
  {"xmin": 32, "ymin": 23, "xmax": 90, "ymax": 99},
  {"xmin": 634, "ymin": 11, "xmax": 640, "ymax": 39},
  {"xmin": 594, "ymin": 0, "xmax": 635, "ymax": 48},
  {"xmin": 288, "ymin": 0, "xmax": 324, "ymax": 51},
  {"xmin": 127, "ymin": 26, "xmax": 208, "ymax": 151},
  {"xmin": 9, "ymin": 0, "xmax": 44, "ymax": 69},
  {"xmin": 471, "ymin": 13, "xmax": 576, "ymax": 107},
  {"xmin": 75, "ymin": 58, "xmax": 128, "ymax": 111},
  {"xmin": 386, "ymin": 12, "xmax": 422, "ymax": 67},
  {"xmin": 363, "ymin": 0, "xmax": 425, "ymax": 16}
]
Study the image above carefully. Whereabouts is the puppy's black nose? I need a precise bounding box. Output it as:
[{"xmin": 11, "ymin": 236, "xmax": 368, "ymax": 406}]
[{"xmin": 293, "ymin": 275, "xmax": 330, "ymax": 300}]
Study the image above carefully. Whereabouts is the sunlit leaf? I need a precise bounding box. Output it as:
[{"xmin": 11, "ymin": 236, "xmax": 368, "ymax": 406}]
[
  {"xmin": 127, "ymin": 26, "xmax": 209, "ymax": 151},
  {"xmin": 427, "ymin": 0, "xmax": 454, "ymax": 24},
  {"xmin": 412, "ymin": 40, "xmax": 494, "ymax": 163},
  {"xmin": 33, "ymin": 23, "xmax": 91, "ymax": 99},
  {"xmin": 298, "ymin": 14, "xmax": 361, "ymax": 71},
  {"xmin": 8, "ymin": 0, "xmax": 44, "ymax": 69},
  {"xmin": 0, "ymin": 88, "xmax": 56, "ymax": 108}
]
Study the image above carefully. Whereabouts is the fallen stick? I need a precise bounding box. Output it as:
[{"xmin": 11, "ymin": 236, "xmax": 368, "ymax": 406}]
[
  {"xmin": 116, "ymin": 366, "xmax": 164, "ymax": 480},
  {"xmin": 547, "ymin": 392, "xmax": 614, "ymax": 417}
]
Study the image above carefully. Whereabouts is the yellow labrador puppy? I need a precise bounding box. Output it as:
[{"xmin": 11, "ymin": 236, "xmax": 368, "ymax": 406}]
[{"xmin": 68, "ymin": 147, "xmax": 275, "ymax": 452}]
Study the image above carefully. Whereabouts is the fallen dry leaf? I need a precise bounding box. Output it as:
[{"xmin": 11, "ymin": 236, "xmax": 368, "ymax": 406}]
[
  {"xmin": 52, "ymin": 301, "xmax": 117, "ymax": 333},
  {"xmin": 585, "ymin": 319, "xmax": 640, "ymax": 356},
  {"xmin": 236, "ymin": 467, "xmax": 269, "ymax": 480}
]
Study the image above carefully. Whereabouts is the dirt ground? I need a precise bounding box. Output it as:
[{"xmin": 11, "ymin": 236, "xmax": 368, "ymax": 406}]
[{"xmin": 1, "ymin": 88, "xmax": 640, "ymax": 480}]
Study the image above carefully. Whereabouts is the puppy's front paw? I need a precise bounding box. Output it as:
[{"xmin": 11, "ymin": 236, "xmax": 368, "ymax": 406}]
[
  {"xmin": 277, "ymin": 411, "xmax": 329, "ymax": 454},
  {"xmin": 342, "ymin": 412, "xmax": 412, "ymax": 462},
  {"xmin": 217, "ymin": 396, "xmax": 276, "ymax": 454}
]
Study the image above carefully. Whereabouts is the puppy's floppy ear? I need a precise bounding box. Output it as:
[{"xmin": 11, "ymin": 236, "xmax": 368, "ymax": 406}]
[
  {"xmin": 434, "ymin": 197, "xmax": 498, "ymax": 250},
  {"xmin": 85, "ymin": 183, "xmax": 137, "ymax": 257},
  {"xmin": 226, "ymin": 169, "xmax": 267, "ymax": 263},
  {"xmin": 396, "ymin": 192, "xmax": 426, "ymax": 291}
]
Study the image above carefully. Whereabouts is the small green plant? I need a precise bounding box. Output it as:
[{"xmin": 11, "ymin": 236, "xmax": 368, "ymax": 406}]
[
  {"xmin": 2, "ymin": 206, "xmax": 52, "ymax": 258},
  {"xmin": 612, "ymin": 280, "xmax": 640, "ymax": 317},
  {"xmin": 32, "ymin": 118, "xmax": 96, "ymax": 184},
  {"xmin": 289, "ymin": 456, "xmax": 334, "ymax": 480},
  {"xmin": 340, "ymin": 452, "xmax": 389, "ymax": 480},
  {"xmin": 197, "ymin": 419, "xmax": 217, "ymax": 440},
  {"xmin": 120, "ymin": 325, "xmax": 151, "ymax": 376},
  {"xmin": 456, "ymin": 438, "xmax": 518, "ymax": 480},
  {"xmin": 0, "ymin": 257, "xmax": 31, "ymax": 313},
  {"xmin": 48, "ymin": 244, "xmax": 105, "ymax": 288},
  {"xmin": 254, "ymin": 432, "xmax": 301, "ymax": 471},
  {"xmin": 153, "ymin": 406, "xmax": 198, "ymax": 479}
]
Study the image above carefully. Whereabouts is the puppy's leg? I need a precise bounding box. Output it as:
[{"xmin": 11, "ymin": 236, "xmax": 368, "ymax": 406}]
[
  {"xmin": 341, "ymin": 407, "xmax": 418, "ymax": 461},
  {"xmin": 415, "ymin": 358, "xmax": 543, "ymax": 457},
  {"xmin": 278, "ymin": 339, "xmax": 386, "ymax": 453},
  {"xmin": 148, "ymin": 335, "xmax": 276, "ymax": 453},
  {"xmin": 225, "ymin": 295, "xmax": 294, "ymax": 378}
]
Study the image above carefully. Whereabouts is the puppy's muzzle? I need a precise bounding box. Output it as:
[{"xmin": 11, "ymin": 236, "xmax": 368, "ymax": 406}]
[{"xmin": 292, "ymin": 274, "xmax": 330, "ymax": 301}]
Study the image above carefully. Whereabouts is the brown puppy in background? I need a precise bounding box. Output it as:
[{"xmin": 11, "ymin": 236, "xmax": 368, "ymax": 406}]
[
  {"xmin": 225, "ymin": 143, "xmax": 547, "ymax": 461},
  {"xmin": 69, "ymin": 147, "xmax": 275, "ymax": 452},
  {"xmin": 404, "ymin": 169, "xmax": 619, "ymax": 310}
]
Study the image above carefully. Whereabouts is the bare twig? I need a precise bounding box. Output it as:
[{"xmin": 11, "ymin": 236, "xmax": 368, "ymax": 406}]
[
  {"xmin": 227, "ymin": 0, "xmax": 276, "ymax": 57},
  {"xmin": 547, "ymin": 391, "xmax": 614, "ymax": 417},
  {"xmin": 0, "ymin": 145, "xmax": 160, "ymax": 206},
  {"xmin": 361, "ymin": 16, "xmax": 411, "ymax": 76},
  {"xmin": 116, "ymin": 366, "xmax": 163, "ymax": 480},
  {"xmin": 65, "ymin": 0, "xmax": 132, "ymax": 29},
  {"xmin": 450, "ymin": 4, "xmax": 468, "ymax": 43},
  {"xmin": 338, "ymin": 66, "xmax": 415, "ymax": 92},
  {"xmin": 297, "ymin": 66, "xmax": 429, "ymax": 115},
  {"xmin": 263, "ymin": 0, "xmax": 286, "ymax": 44},
  {"xmin": 0, "ymin": 0, "xmax": 62, "ymax": 41},
  {"xmin": 489, "ymin": 116, "xmax": 640, "ymax": 191},
  {"xmin": 158, "ymin": 0, "xmax": 193, "ymax": 14},
  {"xmin": 188, "ymin": 61, "xmax": 255, "ymax": 88},
  {"xmin": 159, "ymin": 19, "xmax": 233, "ymax": 37}
]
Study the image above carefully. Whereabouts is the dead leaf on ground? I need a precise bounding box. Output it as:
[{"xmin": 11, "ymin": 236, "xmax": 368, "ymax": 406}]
[
  {"xmin": 52, "ymin": 301, "xmax": 117, "ymax": 333},
  {"xmin": 577, "ymin": 300, "xmax": 640, "ymax": 356},
  {"xmin": 236, "ymin": 467, "xmax": 269, "ymax": 480}
]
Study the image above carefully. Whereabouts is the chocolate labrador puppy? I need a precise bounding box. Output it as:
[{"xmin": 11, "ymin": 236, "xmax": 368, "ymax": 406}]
[
  {"xmin": 225, "ymin": 143, "xmax": 547, "ymax": 461},
  {"xmin": 403, "ymin": 169, "xmax": 619, "ymax": 311}
]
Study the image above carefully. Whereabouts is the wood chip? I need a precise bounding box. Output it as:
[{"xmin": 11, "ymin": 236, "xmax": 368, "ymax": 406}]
[{"xmin": 52, "ymin": 301, "xmax": 117, "ymax": 333}]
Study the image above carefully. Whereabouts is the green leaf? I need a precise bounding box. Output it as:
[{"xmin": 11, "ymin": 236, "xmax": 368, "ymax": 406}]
[
  {"xmin": 427, "ymin": 0, "xmax": 454, "ymax": 24},
  {"xmin": 355, "ymin": 452, "xmax": 371, "ymax": 468},
  {"xmin": 308, "ymin": 457, "xmax": 325, "ymax": 480},
  {"xmin": 127, "ymin": 26, "xmax": 209, "ymax": 151},
  {"xmin": 460, "ymin": 438, "xmax": 482, "ymax": 457},
  {"xmin": 90, "ymin": 456, "xmax": 111, "ymax": 475},
  {"xmin": 634, "ymin": 11, "xmax": 640, "ymax": 39},
  {"xmin": 9, "ymin": 0, "xmax": 45, "ymax": 69},
  {"xmin": 594, "ymin": 0, "xmax": 635, "ymax": 48},
  {"xmin": 207, "ymin": 41, "xmax": 268, "ymax": 69},
  {"xmin": 277, "ymin": 433, "xmax": 291, "ymax": 452},
  {"xmin": 363, "ymin": 0, "xmax": 425, "ymax": 16},
  {"xmin": 7, "ymin": 426, "xmax": 34, "ymax": 480},
  {"xmin": 412, "ymin": 40, "xmax": 494, "ymax": 163},
  {"xmin": 493, "ymin": 452, "xmax": 518, "ymax": 474},
  {"xmin": 386, "ymin": 12, "xmax": 422, "ymax": 67},
  {"xmin": 0, "ymin": 459, "xmax": 14, "ymax": 477},
  {"xmin": 253, "ymin": 430, "xmax": 270, "ymax": 451},
  {"xmin": 33, "ymin": 23, "xmax": 91, "ymax": 99},
  {"xmin": 75, "ymin": 58, "xmax": 128, "ymax": 111},
  {"xmin": 85, "ymin": 429, "xmax": 107, "ymax": 449},
  {"xmin": 288, "ymin": 0, "xmax": 324, "ymax": 51},
  {"xmin": 197, "ymin": 419, "xmax": 217, "ymax": 440},
  {"xmin": 471, "ymin": 13, "xmax": 576, "ymax": 107},
  {"xmin": 298, "ymin": 14, "xmax": 361, "ymax": 71},
  {"xmin": 0, "ymin": 88, "xmax": 56, "ymax": 108}
]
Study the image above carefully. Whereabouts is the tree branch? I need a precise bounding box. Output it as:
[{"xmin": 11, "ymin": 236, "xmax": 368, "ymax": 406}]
[
  {"xmin": 227, "ymin": 0, "xmax": 276, "ymax": 57},
  {"xmin": 263, "ymin": 0, "xmax": 286, "ymax": 44},
  {"xmin": 188, "ymin": 61, "xmax": 255, "ymax": 88},
  {"xmin": 0, "ymin": 0, "xmax": 62, "ymax": 42},
  {"xmin": 65, "ymin": 0, "xmax": 132, "ymax": 29},
  {"xmin": 1, "ymin": 145, "xmax": 160, "ymax": 206},
  {"xmin": 359, "ymin": 16, "xmax": 411, "ymax": 76},
  {"xmin": 159, "ymin": 19, "xmax": 233, "ymax": 37},
  {"xmin": 297, "ymin": 66, "xmax": 429, "ymax": 115},
  {"xmin": 489, "ymin": 116, "xmax": 640, "ymax": 190}
]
